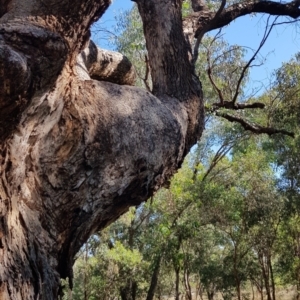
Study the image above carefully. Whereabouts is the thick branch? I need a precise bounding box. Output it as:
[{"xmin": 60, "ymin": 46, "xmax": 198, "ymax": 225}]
[
  {"xmin": 213, "ymin": 101, "xmax": 265, "ymax": 110},
  {"xmin": 0, "ymin": 0, "xmax": 110, "ymax": 140},
  {"xmin": 134, "ymin": 0, "xmax": 204, "ymax": 150},
  {"xmin": 135, "ymin": 0, "xmax": 202, "ymax": 101},
  {"xmin": 184, "ymin": 0, "xmax": 300, "ymax": 38},
  {"xmin": 77, "ymin": 40, "xmax": 136, "ymax": 85},
  {"xmin": 192, "ymin": 0, "xmax": 226, "ymax": 64},
  {"xmin": 216, "ymin": 111, "xmax": 295, "ymax": 137}
]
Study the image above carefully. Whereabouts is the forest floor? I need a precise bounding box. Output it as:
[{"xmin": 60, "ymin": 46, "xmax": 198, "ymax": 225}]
[{"xmin": 165, "ymin": 285, "xmax": 297, "ymax": 300}]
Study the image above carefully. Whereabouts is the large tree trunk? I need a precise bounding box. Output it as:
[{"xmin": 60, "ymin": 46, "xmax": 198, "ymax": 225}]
[{"xmin": 0, "ymin": 0, "xmax": 204, "ymax": 299}]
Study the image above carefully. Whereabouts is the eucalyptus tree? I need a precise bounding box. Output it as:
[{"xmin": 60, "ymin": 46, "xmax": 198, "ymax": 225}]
[
  {"xmin": 263, "ymin": 55, "xmax": 300, "ymax": 299},
  {"xmin": 1, "ymin": 0, "xmax": 300, "ymax": 298}
]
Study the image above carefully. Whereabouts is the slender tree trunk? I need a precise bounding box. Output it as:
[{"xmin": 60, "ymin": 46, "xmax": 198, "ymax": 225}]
[
  {"xmin": 207, "ymin": 288, "xmax": 214, "ymax": 300},
  {"xmin": 251, "ymin": 281, "xmax": 255, "ymax": 300},
  {"xmin": 146, "ymin": 255, "xmax": 162, "ymax": 300},
  {"xmin": 84, "ymin": 243, "xmax": 89, "ymax": 300},
  {"xmin": 269, "ymin": 255, "xmax": 276, "ymax": 300},
  {"xmin": 296, "ymin": 232, "xmax": 300, "ymax": 300},
  {"xmin": 261, "ymin": 277, "xmax": 264, "ymax": 300},
  {"xmin": 260, "ymin": 252, "xmax": 272, "ymax": 300},
  {"xmin": 297, "ymin": 282, "xmax": 300, "ymax": 300},
  {"xmin": 175, "ymin": 266, "xmax": 181, "ymax": 300},
  {"xmin": 233, "ymin": 244, "xmax": 242, "ymax": 300},
  {"xmin": 197, "ymin": 281, "xmax": 204, "ymax": 300},
  {"xmin": 184, "ymin": 268, "xmax": 192, "ymax": 300}
]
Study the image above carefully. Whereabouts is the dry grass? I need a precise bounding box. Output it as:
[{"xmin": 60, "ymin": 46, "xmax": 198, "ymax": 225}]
[{"xmin": 164, "ymin": 286, "xmax": 298, "ymax": 300}]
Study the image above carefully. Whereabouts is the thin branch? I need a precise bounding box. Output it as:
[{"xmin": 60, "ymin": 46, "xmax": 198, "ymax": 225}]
[
  {"xmin": 207, "ymin": 51, "xmax": 225, "ymax": 104},
  {"xmin": 210, "ymin": 45, "xmax": 241, "ymax": 67},
  {"xmin": 232, "ymin": 16, "xmax": 277, "ymax": 104},
  {"xmin": 204, "ymin": 18, "xmax": 275, "ymax": 112},
  {"xmin": 202, "ymin": 142, "xmax": 234, "ymax": 182},
  {"xmin": 216, "ymin": 111, "xmax": 295, "ymax": 137}
]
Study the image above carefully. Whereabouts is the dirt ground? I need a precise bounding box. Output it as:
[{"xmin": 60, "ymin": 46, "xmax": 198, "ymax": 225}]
[{"xmin": 165, "ymin": 286, "xmax": 298, "ymax": 300}]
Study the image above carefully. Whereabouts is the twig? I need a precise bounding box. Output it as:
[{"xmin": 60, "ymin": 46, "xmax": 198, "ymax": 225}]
[{"xmin": 232, "ymin": 16, "xmax": 278, "ymax": 104}]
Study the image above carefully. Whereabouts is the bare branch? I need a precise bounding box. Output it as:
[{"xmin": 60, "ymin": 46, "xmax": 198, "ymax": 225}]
[
  {"xmin": 204, "ymin": 30, "xmax": 226, "ymax": 104},
  {"xmin": 213, "ymin": 101, "xmax": 265, "ymax": 110},
  {"xmin": 216, "ymin": 111, "xmax": 295, "ymax": 137},
  {"xmin": 232, "ymin": 16, "xmax": 277, "ymax": 104},
  {"xmin": 204, "ymin": 19, "xmax": 273, "ymax": 113},
  {"xmin": 202, "ymin": 141, "xmax": 233, "ymax": 182}
]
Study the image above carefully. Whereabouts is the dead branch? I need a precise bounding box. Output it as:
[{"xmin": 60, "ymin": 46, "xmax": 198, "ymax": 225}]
[
  {"xmin": 213, "ymin": 101, "xmax": 265, "ymax": 110},
  {"xmin": 215, "ymin": 111, "xmax": 295, "ymax": 137},
  {"xmin": 232, "ymin": 16, "xmax": 278, "ymax": 104}
]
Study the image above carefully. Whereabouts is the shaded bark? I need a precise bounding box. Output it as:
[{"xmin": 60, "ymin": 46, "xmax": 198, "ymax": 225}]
[{"xmin": 191, "ymin": 0, "xmax": 207, "ymax": 12}]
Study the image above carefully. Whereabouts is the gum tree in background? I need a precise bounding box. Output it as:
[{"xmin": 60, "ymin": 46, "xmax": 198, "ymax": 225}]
[{"xmin": 0, "ymin": 0, "xmax": 300, "ymax": 298}]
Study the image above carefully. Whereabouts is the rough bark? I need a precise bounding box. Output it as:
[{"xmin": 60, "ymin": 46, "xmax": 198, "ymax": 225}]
[
  {"xmin": 77, "ymin": 40, "xmax": 136, "ymax": 85},
  {"xmin": 0, "ymin": 0, "xmax": 204, "ymax": 299}
]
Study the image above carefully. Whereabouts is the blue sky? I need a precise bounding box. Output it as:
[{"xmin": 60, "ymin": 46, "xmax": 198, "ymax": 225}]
[
  {"xmin": 223, "ymin": 14, "xmax": 300, "ymax": 93},
  {"xmin": 93, "ymin": 0, "xmax": 299, "ymax": 92}
]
